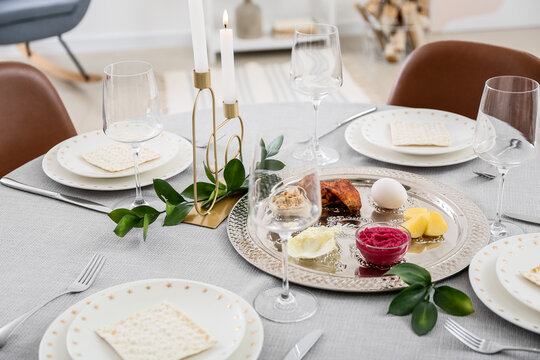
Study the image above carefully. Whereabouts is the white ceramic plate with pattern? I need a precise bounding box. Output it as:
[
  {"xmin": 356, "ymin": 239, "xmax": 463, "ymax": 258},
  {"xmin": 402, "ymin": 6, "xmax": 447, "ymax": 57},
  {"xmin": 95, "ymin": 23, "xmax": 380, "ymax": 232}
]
[
  {"xmin": 495, "ymin": 237, "xmax": 540, "ymax": 312},
  {"xmin": 42, "ymin": 136, "xmax": 192, "ymax": 191},
  {"xmin": 360, "ymin": 109, "xmax": 475, "ymax": 155},
  {"xmin": 38, "ymin": 279, "xmax": 263, "ymax": 360},
  {"xmin": 469, "ymin": 234, "xmax": 540, "ymax": 334},
  {"xmin": 65, "ymin": 279, "xmax": 246, "ymax": 360},
  {"xmin": 56, "ymin": 131, "xmax": 180, "ymax": 178},
  {"xmin": 345, "ymin": 111, "xmax": 478, "ymax": 167}
]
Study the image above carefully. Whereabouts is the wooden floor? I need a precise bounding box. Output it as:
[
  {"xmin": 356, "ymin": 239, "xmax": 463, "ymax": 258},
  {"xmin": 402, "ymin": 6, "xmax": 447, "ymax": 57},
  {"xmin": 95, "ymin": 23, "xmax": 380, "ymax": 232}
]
[{"xmin": 3, "ymin": 27, "xmax": 540, "ymax": 133}]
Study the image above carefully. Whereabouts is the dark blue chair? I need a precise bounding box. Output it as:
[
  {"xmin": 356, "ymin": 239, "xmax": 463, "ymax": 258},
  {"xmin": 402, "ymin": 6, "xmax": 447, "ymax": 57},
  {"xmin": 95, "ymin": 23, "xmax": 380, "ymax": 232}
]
[{"xmin": 0, "ymin": 0, "xmax": 96, "ymax": 81}]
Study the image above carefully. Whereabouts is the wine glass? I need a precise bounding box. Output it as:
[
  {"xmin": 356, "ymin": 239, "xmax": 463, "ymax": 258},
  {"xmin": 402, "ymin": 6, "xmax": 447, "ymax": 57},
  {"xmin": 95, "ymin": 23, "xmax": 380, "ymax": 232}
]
[
  {"xmin": 102, "ymin": 61, "xmax": 163, "ymax": 209},
  {"xmin": 248, "ymin": 129, "xmax": 322, "ymax": 322},
  {"xmin": 290, "ymin": 23, "xmax": 343, "ymax": 166},
  {"xmin": 473, "ymin": 76, "xmax": 538, "ymax": 240}
]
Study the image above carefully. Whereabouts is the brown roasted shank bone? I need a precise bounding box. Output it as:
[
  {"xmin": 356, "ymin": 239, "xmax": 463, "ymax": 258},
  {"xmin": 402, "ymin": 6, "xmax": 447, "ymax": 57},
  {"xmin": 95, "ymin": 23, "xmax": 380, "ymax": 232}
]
[{"xmin": 320, "ymin": 179, "xmax": 362, "ymax": 213}]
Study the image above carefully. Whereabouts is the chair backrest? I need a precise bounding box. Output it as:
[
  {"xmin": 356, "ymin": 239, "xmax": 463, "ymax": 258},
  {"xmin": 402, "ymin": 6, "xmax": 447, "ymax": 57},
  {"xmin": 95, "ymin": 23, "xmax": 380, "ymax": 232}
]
[
  {"xmin": 0, "ymin": 61, "xmax": 76, "ymax": 176},
  {"xmin": 387, "ymin": 40, "xmax": 540, "ymax": 119}
]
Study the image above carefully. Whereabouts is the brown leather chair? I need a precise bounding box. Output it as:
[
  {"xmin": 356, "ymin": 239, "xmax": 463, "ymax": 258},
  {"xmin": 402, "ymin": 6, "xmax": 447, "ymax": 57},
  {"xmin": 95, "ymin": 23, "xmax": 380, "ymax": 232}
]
[
  {"xmin": 388, "ymin": 40, "xmax": 540, "ymax": 119},
  {"xmin": 0, "ymin": 61, "xmax": 76, "ymax": 176}
]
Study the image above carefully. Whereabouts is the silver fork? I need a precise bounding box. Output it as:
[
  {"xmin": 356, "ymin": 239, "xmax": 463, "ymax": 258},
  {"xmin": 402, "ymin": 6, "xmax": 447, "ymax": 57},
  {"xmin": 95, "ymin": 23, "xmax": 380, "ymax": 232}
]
[
  {"xmin": 473, "ymin": 171, "xmax": 497, "ymax": 180},
  {"xmin": 444, "ymin": 319, "xmax": 540, "ymax": 355},
  {"xmin": 0, "ymin": 253, "xmax": 105, "ymax": 347}
]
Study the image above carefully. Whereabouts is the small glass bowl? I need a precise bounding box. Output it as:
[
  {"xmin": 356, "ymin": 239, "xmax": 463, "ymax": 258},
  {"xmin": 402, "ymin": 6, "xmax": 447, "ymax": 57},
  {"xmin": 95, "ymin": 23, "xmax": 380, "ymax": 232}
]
[{"xmin": 355, "ymin": 222, "xmax": 411, "ymax": 266}]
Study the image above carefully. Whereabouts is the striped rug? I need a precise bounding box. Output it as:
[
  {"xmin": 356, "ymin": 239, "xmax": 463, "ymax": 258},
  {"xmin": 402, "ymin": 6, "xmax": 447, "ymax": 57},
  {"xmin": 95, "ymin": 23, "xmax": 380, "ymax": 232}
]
[{"xmin": 158, "ymin": 62, "xmax": 372, "ymax": 114}]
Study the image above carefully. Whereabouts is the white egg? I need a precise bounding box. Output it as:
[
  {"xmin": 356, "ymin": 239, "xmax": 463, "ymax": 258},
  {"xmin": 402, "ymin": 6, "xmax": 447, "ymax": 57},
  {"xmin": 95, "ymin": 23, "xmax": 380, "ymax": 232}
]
[{"xmin": 371, "ymin": 178, "xmax": 407, "ymax": 209}]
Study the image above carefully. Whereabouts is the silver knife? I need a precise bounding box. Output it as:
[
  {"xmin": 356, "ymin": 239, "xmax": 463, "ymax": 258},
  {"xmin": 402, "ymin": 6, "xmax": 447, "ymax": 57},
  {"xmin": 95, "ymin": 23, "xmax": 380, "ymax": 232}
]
[
  {"xmin": 318, "ymin": 106, "xmax": 377, "ymax": 139},
  {"xmin": 283, "ymin": 329, "xmax": 323, "ymax": 360},
  {"xmin": 0, "ymin": 177, "xmax": 112, "ymax": 213},
  {"xmin": 504, "ymin": 212, "xmax": 540, "ymax": 225}
]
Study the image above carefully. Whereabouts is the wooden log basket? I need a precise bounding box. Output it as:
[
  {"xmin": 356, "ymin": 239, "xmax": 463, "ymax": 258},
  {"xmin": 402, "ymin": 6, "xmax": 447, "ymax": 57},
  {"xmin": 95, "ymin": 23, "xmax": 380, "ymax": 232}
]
[{"xmin": 354, "ymin": 0, "xmax": 430, "ymax": 63}]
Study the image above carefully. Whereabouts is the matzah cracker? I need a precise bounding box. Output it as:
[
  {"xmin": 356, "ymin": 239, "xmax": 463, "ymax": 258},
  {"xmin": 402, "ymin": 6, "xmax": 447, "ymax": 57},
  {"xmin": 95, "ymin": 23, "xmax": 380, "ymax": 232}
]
[
  {"xmin": 521, "ymin": 264, "xmax": 540, "ymax": 287},
  {"xmin": 96, "ymin": 301, "xmax": 217, "ymax": 360},
  {"xmin": 390, "ymin": 121, "xmax": 452, "ymax": 147},
  {"xmin": 81, "ymin": 144, "xmax": 160, "ymax": 172}
]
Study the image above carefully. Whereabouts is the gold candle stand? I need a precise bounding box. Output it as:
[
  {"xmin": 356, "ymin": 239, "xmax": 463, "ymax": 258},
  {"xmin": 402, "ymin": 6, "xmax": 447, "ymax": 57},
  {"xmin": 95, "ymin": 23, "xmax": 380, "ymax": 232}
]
[{"xmin": 191, "ymin": 70, "xmax": 244, "ymax": 216}]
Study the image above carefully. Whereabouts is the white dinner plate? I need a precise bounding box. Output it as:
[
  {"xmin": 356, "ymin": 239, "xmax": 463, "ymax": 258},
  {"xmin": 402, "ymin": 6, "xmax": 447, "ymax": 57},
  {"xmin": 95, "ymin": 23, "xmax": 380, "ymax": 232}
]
[
  {"xmin": 469, "ymin": 234, "xmax": 540, "ymax": 334},
  {"xmin": 360, "ymin": 109, "xmax": 475, "ymax": 155},
  {"xmin": 495, "ymin": 237, "xmax": 540, "ymax": 312},
  {"xmin": 42, "ymin": 135, "xmax": 192, "ymax": 191},
  {"xmin": 39, "ymin": 279, "xmax": 263, "ymax": 360},
  {"xmin": 345, "ymin": 114, "xmax": 478, "ymax": 167},
  {"xmin": 66, "ymin": 279, "xmax": 249, "ymax": 360},
  {"xmin": 57, "ymin": 131, "xmax": 180, "ymax": 178}
]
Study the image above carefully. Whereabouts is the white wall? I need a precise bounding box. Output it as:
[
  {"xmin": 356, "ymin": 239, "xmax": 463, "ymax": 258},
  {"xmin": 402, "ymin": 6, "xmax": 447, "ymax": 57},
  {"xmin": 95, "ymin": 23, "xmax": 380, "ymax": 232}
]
[
  {"xmin": 1, "ymin": 0, "xmax": 539, "ymax": 55},
  {"xmin": 71, "ymin": 0, "xmax": 188, "ymax": 42},
  {"xmin": 68, "ymin": 0, "xmax": 364, "ymax": 52},
  {"xmin": 431, "ymin": 0, "xmax": 540, "ymax": 32}
]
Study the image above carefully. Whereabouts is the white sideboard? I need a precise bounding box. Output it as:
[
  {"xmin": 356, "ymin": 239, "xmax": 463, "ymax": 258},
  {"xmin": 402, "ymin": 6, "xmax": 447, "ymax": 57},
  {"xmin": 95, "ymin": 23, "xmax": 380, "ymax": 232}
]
[{"xmin": 205, "ymin": 0, "xmax": 336, "ymax": 60}]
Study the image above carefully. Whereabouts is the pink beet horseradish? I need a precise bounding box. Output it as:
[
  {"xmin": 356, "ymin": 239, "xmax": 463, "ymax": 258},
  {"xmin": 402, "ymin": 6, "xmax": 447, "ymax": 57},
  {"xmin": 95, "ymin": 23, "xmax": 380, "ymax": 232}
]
[{"xmin": 355, "ymin": 222, "xmax": 411, "ymax": 266}]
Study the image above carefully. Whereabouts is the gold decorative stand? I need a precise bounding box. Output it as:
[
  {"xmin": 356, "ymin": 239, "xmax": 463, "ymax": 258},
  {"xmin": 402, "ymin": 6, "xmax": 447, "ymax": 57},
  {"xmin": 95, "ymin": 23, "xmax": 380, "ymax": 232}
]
[{"xmin": 191, "ymin": 70, "xmax": 244, "ymax": 216}]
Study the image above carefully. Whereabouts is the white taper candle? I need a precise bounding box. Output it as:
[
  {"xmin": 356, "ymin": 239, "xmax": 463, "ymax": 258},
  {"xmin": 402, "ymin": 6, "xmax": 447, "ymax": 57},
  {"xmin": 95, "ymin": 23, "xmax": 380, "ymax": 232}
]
[
  {"xmin": 188, "ymin": 0, "xmax": 209, "ymax": 73},
  {"xmin": 220, "ymin": 10, "xmax": 236, "ymax": 104}
]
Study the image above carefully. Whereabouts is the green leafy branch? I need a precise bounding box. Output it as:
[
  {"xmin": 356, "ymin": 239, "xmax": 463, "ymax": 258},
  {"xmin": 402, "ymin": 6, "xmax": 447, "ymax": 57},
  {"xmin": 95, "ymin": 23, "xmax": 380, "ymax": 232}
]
[
  {"xmin": 107, "ymin": 135, "xmax": 285, "ymax": 241},
  {"xmin": 257, "ymin": 135, "xmax": 285, "ymax": 170},
  {"xmin": 385, "ymin": 263, "xmax": 474, "ymax": 336}
]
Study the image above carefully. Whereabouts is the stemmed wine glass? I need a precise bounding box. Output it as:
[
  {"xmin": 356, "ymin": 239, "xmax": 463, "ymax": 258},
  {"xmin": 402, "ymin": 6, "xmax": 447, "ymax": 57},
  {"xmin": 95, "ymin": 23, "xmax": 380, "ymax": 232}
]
[
  {"xmin": 473, "ymin": 76, "xmax": 538, "ymax": 240},
  {"xmin": 248, "ymin": 129, "xmax": 322, "ymax": 322},
  {"xmin": 290, "ymin": 23, "xmax": 343, "ymax": 166},
  {"xmin": 103, "ymin": 61, "xmax": 163, "ymax": 208}
]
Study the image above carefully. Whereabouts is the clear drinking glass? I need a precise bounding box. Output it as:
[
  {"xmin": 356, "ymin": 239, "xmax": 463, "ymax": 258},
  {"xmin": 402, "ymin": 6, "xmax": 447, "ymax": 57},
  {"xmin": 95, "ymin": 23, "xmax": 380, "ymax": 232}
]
[
  {"xmin": 473, "ymin": 76, "xmax": 538, "ymax": 240},
  {"xmin": 248, "ymin": 129, "xmax": 322, "ymax": 322},
  {"xmin": 290, "ymin": 23, "xmax": 343, "ymax": 166},
  {"xmin": 102, "ymin": 61, "xmax": 163, "ymax": 208}
]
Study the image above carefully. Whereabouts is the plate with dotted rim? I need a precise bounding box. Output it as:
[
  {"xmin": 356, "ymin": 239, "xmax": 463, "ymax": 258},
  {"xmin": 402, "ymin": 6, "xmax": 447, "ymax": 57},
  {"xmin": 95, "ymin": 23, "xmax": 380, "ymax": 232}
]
[
  {"xmin": 42, "ymin": 135, "xmax": 192, "ymax": 191},
  {"xmin": 360, "ymin": 108, "xmax": 475, "ymax": 155},
  {"xmin": 495, "ymin": 236, "xmax": 540, "ymax": 313},
  {"xmin": 227, "ymin": 166, "xmax": 490, "ymax": 292},
  {"xmin": 66, "ymin": 279, "xmax": 245, "ymax": 360},
  {"xmin": 469, "ymin": 234, "xmax": 540, "ymax": 334},
  {"xmin": 39, "ymin": 279, "xmax": 263, "ymax": 360},
  {"xmin": 345, "ymin": 109, "xmax": 477, "ymax": 167},
  {"xmin": 56, "ymin": 131, "xmax": 180, "ymax": 178}
]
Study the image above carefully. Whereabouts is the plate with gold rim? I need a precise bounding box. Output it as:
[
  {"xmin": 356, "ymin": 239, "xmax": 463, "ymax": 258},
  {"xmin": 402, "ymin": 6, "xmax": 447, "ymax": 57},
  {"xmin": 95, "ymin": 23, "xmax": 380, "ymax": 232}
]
[
  {"xmin": 42, "ymin": 136, "xmax": 192, "ymax": 191},
  {"xmin": 345, "ymin": 114, "xmax": 477, "ymax": 167},
  {"xmin": 39, "ymin": 279, "xmax": 263, "ymax": 360},
  {"xmin": 227, "ymin": 166, "xmax": 490, "ymax": 292},
  {"xmin": 469, "ymin": 234, "xmax": 540, "ymax": 334},
  {"xmin": 495, "ymin": 236, "xmax": 540, "ymax": 313},
  {"xmin": 360, "ymin": 108, "xmax": 475, "ymax": 155},
  {"xmin": 66, "ymin": 279, "xmax": 245, "ymax": 360},
  {"xmin": 56, "ymin": 131, "xmax": 180, "ymax": 178}
]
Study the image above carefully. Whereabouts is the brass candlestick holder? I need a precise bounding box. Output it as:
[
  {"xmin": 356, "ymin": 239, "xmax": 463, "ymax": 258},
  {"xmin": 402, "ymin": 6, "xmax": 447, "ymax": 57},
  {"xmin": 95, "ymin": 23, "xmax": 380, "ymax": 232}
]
[{"xmin": 191, "ymin": 70, "xmax": 244, "ymax": 216}]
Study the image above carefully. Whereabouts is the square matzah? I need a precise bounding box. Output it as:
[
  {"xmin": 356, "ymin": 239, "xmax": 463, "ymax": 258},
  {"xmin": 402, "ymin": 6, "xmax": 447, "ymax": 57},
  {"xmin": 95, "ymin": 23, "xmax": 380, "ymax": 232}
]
[
  {"xmin": 81, "ymin": 144, "xmax": 160, "ymax": 172},
  {"xmin": 390, "ymin": 121, "xmax": 452, "ymax": 147},
  {"xmin": 95, "ymin": 302, "xmax": 217, "ymax": 360},
  {"xmin": 521, "ymin": 265, "xmax": 540, "ymax": 287}
]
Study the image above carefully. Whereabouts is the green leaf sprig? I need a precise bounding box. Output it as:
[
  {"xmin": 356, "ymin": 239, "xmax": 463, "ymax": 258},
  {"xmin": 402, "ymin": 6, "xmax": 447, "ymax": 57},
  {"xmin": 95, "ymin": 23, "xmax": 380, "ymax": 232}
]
[
  {"xmin": 257, "ymin": 135, "xmax": 285, "ymax": 170},
  {"xmin": 107, "ymin": 135, "xmax": 285, "ymax": 241},
  {"xmin": 386, "ymin": 263, "xmax": 474, "ymax": 336}
]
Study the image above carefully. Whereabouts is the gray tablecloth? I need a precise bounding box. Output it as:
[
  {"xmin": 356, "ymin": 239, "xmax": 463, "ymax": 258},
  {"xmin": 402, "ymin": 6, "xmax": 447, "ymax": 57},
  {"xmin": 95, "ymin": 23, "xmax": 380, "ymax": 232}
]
[{"xmin": 1, "ymin": 103, "xmax": 539, "ymax": 360}]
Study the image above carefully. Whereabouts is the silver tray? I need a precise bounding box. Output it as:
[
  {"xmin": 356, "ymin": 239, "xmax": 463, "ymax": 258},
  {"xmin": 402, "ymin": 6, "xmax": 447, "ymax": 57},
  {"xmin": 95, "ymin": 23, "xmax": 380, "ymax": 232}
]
[{"xmin": 227, "ymin": 167, "xmax": 490, "ymax": 292}]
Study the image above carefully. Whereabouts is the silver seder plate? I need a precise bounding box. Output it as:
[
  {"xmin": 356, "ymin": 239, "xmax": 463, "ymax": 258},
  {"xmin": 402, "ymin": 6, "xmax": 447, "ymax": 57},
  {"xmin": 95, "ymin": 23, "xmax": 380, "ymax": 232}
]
[{"xmin": 227, "ymin": 167, "xmax": 490, "ymax": 292}]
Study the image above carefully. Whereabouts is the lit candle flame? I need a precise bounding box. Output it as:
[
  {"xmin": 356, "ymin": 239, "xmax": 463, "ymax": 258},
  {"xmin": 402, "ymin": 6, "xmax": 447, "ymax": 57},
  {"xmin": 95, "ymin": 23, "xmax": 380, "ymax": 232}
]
[{"xmin": 223, "ymin": 10, "xmax": 228, "ymax": 28}]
